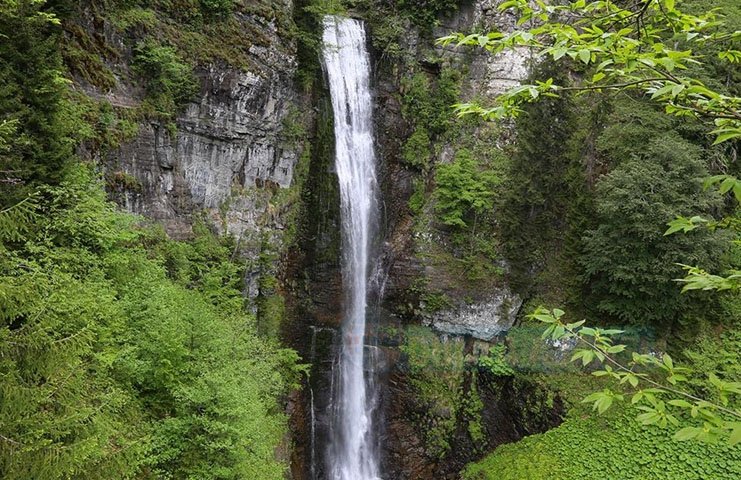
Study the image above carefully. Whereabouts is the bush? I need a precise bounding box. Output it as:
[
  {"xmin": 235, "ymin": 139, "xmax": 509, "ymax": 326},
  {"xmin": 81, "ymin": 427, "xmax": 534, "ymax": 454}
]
[
  {"xmin": 0, "ymin": 165, "xmax": 299, "ymax": 479},
  {"xmin": 398, "ymin": 0, "xmax": 460, "ymax": 29},
  {"xmin": 133, "ymin": 40, "xmax": 198, "ymax": 117},
  {"xmin": 434, "ymin": 149, "xmax": 499, "ymax": 230},
  {"xmin": 464, "ymin": 403, "xmax": 741, "ymax": 480},
  {"xmin": 402, "ymin": 127, "xmax": 432, "ymax": 169},
  {"xmin": 200, "ymin": 0, "xmax": 234, "ymax": 18}
]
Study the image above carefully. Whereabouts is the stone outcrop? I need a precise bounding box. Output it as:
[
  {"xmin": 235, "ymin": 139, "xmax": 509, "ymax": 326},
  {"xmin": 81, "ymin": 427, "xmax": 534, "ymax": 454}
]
[
  {"xmin": 426, "ymin": 290, "xmax": 522, "ymax": 340},
  {"xmin": 436, "ymin": 0, "xmax": 531, "ymax": 97},
  {"xmin": 69, "ymin": 2, "xmax": 306, "ymax": 307}
]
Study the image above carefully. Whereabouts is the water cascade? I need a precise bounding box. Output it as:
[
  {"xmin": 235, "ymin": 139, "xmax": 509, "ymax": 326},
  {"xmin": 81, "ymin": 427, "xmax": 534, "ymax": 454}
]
[{"xmin": 321, "ymin": 16, "xmax": 382, "ymax": 480}]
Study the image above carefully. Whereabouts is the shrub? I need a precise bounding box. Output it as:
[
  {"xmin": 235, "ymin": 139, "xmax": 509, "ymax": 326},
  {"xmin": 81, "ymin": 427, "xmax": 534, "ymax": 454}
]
[
  {"xmin": 133, "ymin": 40, "xmax": 198, "ymax": 117},
  {"xmin": 434, "ymin": 149, "xmax": 499, "ymax": 230}
]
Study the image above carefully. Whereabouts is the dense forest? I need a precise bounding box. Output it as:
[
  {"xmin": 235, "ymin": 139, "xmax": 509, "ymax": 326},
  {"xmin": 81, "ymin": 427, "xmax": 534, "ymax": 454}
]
[{"xmin": 0, "ymin": 0, "xmax": 739, "ymax": 479}]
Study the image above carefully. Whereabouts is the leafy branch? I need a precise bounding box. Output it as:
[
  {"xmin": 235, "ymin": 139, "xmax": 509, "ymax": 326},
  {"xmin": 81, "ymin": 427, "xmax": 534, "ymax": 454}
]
[
  {"xmin": 437, "ymin": 0, "xmax": 741, "ymax": 144},
  {"xmin": 528, "ymin": 307, "xmax": 741, "ymax": 445},
  {"xmin": 664, "ymin": 174, "xmax": 741, "ymax": 292}
]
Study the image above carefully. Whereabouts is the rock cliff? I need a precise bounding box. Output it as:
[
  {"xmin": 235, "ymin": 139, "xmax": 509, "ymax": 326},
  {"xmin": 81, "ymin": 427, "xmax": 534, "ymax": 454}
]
[{"xmin": 67, "ymin": 1, "xmax": 307, "ymax": 307}]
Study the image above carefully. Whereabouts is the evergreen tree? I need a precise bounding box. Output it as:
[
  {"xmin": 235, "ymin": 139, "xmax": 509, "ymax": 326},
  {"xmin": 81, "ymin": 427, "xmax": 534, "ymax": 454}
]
[
  {"xmin": 581, "ymin": 102, "xmax": 729, "ymax": 330},
  {"xmin": 498, "ymin": 63, "xmax": 580, "ymax": 293},
  {"xmin": 0, "ymin": 0, "xmax": 72, "ymax": 204}
]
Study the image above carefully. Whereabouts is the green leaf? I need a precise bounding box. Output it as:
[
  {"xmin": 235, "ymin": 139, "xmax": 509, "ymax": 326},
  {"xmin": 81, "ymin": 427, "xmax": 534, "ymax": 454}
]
[
  {"xmin": 566, "ymin": 320, "xmax": 586, "ymax": 330},
  {"xmin": 662, "ymin": 354, "xmax": 674, "ymax": 369},
  {"xmin": 712, "ymin": 131, "xmax": 741, "ymax": 145},
  {"xmin": 730, "ymin": 424, "xmax": 741, "ymax": 446},
  {"xmin": 674, "ymin": 426, "xmax": 701, "ymax": 441},
  {"xmin": 651, "ymin": 83, "xmax": 676, "ymax": 99}
]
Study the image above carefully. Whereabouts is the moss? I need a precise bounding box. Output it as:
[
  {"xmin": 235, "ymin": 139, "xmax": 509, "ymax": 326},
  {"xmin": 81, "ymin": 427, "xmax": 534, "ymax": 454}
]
[
  {"xmin": 402, "ymin": 127, "xmax": 432, "ymax": 170},
  {"xmin": 258, "ymin": 280, "xmax": 286, "ymax": 339},
  {"xmin": 132, "ymin": 39, "xmax": 199, "ymax": 119},
  {"xmin": 405, "ymin": 278, "xmax": 453, "ymax": 315},
  {"xmin": 408, "ymin": 178, "xmax": 427, "ymax": 215},
  {"xmin": 478, "ymin": 345, "xmax": 515, "ymax": 377},
  {"xmin": 67, "ymin": 92, "xmax": 142, "ymax": 153},
  {"xmin": 396, "ymin": 0, "xmax": 461, "ymax": 31},
  {"xmin": 464, "ymin": 377, "xmax": 486, "ymax": 447},
  {"xmin": 299, "ymin": 94, "xmax": 342, "ymax": 266},
  {"xmin": 400, "ymin": 68, "xmax": 461, "ymax": 137},
  {"xmin": 108, "ymin": 6, "xmax": 158, "ymax": 30},
  {"xmin": 105, "ymin": 171, "xmax": 143, "ymax": 193},
  {"xmin": 401, "ymin": 326, "xmax": 468, "ymax": 458},
  {"xmin": 464, "ymin": 322, "xmax": 741, "ymax": 479},
  {"xmin": 61, "ymin": 23, "xmax": 118, "ymax": 90}
]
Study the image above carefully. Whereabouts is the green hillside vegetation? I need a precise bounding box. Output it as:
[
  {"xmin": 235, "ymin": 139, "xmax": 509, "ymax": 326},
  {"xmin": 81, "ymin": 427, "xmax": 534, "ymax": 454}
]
[{"xmin": 0, "ymin": 2, "xmax": 300, "ymax": 479}]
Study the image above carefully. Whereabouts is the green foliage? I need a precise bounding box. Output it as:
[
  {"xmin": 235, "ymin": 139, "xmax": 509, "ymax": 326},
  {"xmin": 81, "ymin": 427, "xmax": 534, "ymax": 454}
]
[
  {"xmin": 684, "ymin": 326, "xmax": 741, "ymax": 405},
  {"xmin": 495, "ymin": 63, "xmax": 583, "ymax": 296},
  {"xmin": 440, "ymin": 0, "xmax": 741, "ymax": 145},
  {"xmin": 112, "ymin": 0, "xmax": 234, "ymax": 27},
  {"xmin": 0, "ymin": 166, "xmax": 298, "ymax": 479},
  {"xmin": 397, "ymin": 0, "xmax": 460, "ymax": 30},
  {"xmin": 0, "ymin": 0, "xmax": 72, "ymax": 202},
  {"xmin": 434, "ymin": 149, "xmax": 499, "ymax": 230},
  {"xmin": 401, "ymin": 326, "xmax": 466, "ymax": 458},
  {"xmin": 504, "ymin": 324, "xmax": 582, "ymax": 375},
  {"xmin": 61, "ymin": 22, "xmax": 118, "ymax": 89},
  {"xmin": 464, "ymin": 403, "xmax": 741, "ymax": 480},
  {"xmin": 408, "ymin": 178, "xmax": 427, "ymax": 215},
  {"xmin": 402, "ymin": 127, "xmax": 432, "ymax": 169},
  {"xmin": 302, "ymin": 0, "xmax": 346, "ymax": 16},
  {"xmin": 199, "ymin": 0, "xmax": 234, "ymax": 19},
  {"xmin": 401, "ymin": 68, "xmax": 461, "ymax": 138},
  {"xmin": 529, "ymin": 307, "xmax": 741, "ymax": 445},
  {"xmin": 477, "ymin": 344, "xmax": 515, "ymax": 377},
  {"xmin": 581, "ymin": 114, "xmax": 727, "ymax": 327},
  {"xmin": 464, "ymin": 379, "xmax": 487, "ymax": 445},
  {"xmin": 0, "ymin": 196, "xmax": 39, "ymax": 243},
  {"xmin": 133, "ymin": 40, "xmax": 198, "ymax": 118}
]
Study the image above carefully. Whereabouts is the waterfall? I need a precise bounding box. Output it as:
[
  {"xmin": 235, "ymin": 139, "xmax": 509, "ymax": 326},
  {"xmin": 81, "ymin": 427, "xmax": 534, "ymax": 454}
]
[{"xmin": 322, "ymin": 16, "xmax": 381, "ymax": 480}]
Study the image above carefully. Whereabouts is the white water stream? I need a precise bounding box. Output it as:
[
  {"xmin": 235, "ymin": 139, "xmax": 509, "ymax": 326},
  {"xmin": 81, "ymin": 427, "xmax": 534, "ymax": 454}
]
[{"xmin": 322, "ymin": 15, "xmax": 381, "ymax": 480}]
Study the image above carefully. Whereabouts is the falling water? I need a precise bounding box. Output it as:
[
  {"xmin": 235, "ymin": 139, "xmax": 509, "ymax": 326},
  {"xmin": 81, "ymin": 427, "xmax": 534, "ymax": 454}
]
[{"xmin": 322, "ymin": 16, "xmax": 381, "ymax": 480}]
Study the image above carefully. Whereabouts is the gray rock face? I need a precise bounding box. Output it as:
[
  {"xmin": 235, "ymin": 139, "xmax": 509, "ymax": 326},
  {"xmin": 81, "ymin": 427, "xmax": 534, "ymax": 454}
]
[
  {"xmin": 66, "ymin": 3, "xmax": 306, "ymax": 308},
  {"xmin": 111, "ymin": 60, "xmax": 300, "ymax": 240},
  {"xmin": 425, "ymin": 290, "xmax": 522, "ymax": 340},
  {"xmin": 59, "ymin": 1, "xmax": 303, "ymax": 243},
  {"xmin": 435, "ymin": 0, "xmax": 531, "ymax": 97},
  {"xmin": 379, "ymin": 1, "xmax": 530, "ymax": 339}
]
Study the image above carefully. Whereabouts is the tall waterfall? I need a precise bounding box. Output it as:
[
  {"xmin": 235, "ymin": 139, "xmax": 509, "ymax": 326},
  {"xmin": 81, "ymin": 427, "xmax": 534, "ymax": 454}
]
[{"xmin": 322, "ymin": 16, "xmax": 381, "ymax": 480}]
